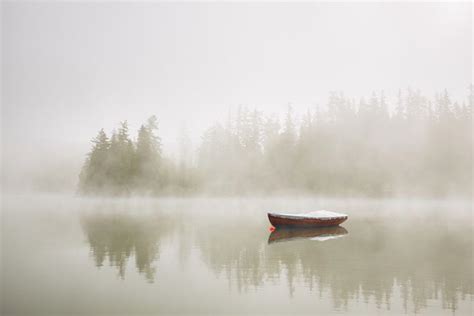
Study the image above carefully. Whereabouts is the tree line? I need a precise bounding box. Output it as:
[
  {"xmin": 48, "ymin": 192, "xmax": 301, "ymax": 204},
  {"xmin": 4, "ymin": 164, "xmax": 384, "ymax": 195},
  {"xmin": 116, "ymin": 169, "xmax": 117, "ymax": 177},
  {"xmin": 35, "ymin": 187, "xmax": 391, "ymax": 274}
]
[{"xmin": 79, "ymin": 88, "xmax": 472, "ymax": 197}]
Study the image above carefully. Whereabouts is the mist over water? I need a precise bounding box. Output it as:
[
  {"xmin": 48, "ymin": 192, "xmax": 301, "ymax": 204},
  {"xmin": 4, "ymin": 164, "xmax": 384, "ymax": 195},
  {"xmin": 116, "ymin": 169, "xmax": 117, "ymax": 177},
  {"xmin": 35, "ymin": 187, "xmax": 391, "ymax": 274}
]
[
  {"xmin": 1, "ymin": 195, "xmax": 472, "ymax": 315},
  {"xmin": 1, "ymin": 1, "xmax": 473, "ymax": 315}
]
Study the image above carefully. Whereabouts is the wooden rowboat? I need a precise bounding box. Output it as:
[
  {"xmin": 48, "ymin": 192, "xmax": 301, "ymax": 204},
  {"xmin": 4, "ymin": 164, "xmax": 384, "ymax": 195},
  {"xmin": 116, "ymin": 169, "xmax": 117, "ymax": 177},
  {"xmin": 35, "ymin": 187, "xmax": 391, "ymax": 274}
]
[
  {"xmin": 268, "ymin": 226, "xmax": 348, "ymax": 244},
  {"xmin": 268, "ymin": 210, "xmax": 348, "ymax": 228}
]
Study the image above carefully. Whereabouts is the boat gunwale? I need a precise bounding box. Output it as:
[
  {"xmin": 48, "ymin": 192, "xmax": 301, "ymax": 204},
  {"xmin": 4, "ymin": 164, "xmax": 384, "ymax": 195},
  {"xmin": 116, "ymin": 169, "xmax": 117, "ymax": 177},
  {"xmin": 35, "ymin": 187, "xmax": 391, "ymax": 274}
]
[{"xmin": 267, "ymin": 212, "xmax": 348, "ymax": 221}]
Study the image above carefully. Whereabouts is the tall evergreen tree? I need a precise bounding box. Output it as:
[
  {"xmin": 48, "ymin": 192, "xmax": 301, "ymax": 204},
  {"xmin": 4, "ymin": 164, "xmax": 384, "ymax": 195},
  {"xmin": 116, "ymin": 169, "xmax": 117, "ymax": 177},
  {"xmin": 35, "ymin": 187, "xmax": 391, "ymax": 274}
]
[
  {"xmin": 108, "ymin": 121, "xmax": 135, "ymax": 194},
  {"xmin": 134, "ymin": 116, "xmax": 162, "ymax": 192},
  {"xmin": 79, "ymin": 129, "xmax": 110, "ymax": 193}
]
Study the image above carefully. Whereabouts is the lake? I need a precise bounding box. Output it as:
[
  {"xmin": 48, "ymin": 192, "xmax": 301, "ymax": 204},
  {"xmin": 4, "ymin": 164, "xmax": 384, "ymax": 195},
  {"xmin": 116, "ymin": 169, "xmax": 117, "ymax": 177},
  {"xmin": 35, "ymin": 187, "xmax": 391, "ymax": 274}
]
[{"xmin": 1, "ymin": 194, "xmax": 472, "ymax": 315}]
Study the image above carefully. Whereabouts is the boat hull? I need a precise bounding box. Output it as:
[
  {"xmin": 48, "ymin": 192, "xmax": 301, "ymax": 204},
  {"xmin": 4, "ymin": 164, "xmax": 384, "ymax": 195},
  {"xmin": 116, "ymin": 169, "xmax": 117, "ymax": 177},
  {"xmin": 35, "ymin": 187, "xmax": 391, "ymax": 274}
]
[{"xmin": 268, "ymin": 213, "xmax": 347, "ymax": 228}]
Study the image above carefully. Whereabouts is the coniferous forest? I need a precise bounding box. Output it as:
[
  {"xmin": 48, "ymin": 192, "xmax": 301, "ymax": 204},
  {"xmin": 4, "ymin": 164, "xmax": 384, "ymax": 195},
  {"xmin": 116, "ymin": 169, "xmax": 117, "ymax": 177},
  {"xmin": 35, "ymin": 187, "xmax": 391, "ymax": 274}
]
[{"xmin": 79, "ymin": 89, "xmax": 472, "ymax": 197}]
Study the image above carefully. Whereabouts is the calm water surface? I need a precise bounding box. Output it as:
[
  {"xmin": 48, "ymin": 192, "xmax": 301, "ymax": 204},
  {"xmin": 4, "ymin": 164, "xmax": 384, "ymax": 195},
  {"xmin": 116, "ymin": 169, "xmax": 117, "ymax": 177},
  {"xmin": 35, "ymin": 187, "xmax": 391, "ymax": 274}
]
[{"xmin": 1, "ymin": 195, "xmax": 473, "ymax": 315}]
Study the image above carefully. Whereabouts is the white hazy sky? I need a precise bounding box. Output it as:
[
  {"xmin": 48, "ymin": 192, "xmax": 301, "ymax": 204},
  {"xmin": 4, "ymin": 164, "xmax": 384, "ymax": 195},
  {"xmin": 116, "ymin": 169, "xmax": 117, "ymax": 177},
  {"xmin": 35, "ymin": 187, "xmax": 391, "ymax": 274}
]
[{"xmin": 1, "ymin": 1, "xmax": 472, "ymax": 159}]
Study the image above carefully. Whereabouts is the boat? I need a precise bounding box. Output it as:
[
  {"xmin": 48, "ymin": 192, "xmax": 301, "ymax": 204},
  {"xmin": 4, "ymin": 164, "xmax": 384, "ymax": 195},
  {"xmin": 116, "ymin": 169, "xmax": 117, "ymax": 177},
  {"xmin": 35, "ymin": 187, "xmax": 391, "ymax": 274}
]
[
  {"xmin": 267, "ymin": 210, "xmax": 348, "ymax": 228},
  {"xmin": 268, "ymin": 226, "xmax": 348, "ymax": 244}
]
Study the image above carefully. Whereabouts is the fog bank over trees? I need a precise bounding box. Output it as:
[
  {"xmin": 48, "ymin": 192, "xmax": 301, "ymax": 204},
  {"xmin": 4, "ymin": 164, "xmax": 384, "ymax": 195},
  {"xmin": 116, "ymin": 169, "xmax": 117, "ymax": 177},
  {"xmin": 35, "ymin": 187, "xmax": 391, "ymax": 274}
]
[{"xmin": 79, "ymin": 89, "xmax": 472, "ymax": 197}]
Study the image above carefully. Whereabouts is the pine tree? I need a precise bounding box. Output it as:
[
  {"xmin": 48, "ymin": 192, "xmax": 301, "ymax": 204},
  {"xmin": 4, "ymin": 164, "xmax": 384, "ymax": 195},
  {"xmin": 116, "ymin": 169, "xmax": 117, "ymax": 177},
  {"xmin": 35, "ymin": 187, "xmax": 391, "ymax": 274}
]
[
  {"xmin": 282, "ymin": 104, "xmax": 296, "ymax": 146},
  {"xmin": 79, "ymin": 129, "xmax": 110, "ymax": 193},
  {"xmin": 379, "ymin": 90, "xmax": 389, "ymax": 120},
  {"xmin": 108, "ymin": 121, "xmax": 135, "ymax": 194},
  {"xmin": 395, "ymin": 89, "xmax": 405, "ymax": 120},
  {"xmin": 135, "ymin": 116, "xmax": 162, "ymax": 192}
]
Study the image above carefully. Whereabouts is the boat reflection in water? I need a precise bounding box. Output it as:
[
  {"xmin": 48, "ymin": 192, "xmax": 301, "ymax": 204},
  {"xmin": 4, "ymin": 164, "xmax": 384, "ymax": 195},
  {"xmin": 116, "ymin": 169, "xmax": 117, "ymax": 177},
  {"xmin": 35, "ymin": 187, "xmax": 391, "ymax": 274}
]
[{"xmin": 268, "ymin": 225, "xmax": 348, "ymax": 244}]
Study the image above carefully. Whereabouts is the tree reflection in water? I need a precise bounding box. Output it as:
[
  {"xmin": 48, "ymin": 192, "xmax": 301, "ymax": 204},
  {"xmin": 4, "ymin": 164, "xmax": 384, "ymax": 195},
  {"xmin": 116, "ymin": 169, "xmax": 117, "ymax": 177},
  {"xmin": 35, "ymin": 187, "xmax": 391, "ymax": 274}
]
[
  {"xmin": 79, "ymin": 205, "xmax": 472, "ymax": 313},
  {"xmin": 195, "ymin": 217, "xmax": 472, "ymax": 314},
  {"xmin": 80, "ymin": 213, "xmax": 171, "ymax": 282}
]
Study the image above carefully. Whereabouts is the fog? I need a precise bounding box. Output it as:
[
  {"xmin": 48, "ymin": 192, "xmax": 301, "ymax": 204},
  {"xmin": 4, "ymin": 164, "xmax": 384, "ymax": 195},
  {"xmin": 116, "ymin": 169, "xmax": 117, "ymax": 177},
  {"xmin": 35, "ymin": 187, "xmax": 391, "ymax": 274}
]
[
  {"xmin": 1, "ymin": 2, "xmax": 472, "ymax": 195},
  {"xmin": 1, "ymin": 3, "xmax": 473, "ymax": 314},
  {"xmin": 2, "ymin": 195, "xmax": 472, "ymax": 315}
]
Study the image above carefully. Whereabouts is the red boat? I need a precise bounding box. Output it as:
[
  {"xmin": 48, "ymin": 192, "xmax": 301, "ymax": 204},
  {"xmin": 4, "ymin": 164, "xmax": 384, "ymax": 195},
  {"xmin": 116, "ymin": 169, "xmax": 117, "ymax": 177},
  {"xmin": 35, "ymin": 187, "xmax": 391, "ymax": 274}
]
[{"xmin": 268, "ymin": 210, "xmax": 348, "ymax": 228}]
